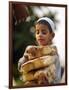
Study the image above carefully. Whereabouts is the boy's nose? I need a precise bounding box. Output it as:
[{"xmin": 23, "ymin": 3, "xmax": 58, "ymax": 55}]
[{"xmin": 38, "ymin": 32, "xmax": 43, "ymax": 37}]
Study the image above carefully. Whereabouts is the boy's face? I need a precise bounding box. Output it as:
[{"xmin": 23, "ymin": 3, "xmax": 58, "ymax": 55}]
[{"xmin": 35, "ymin": 24, "xmax": 54, "ymax": 46}]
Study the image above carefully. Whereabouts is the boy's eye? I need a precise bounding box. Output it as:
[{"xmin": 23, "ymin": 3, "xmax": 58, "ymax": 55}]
[
  {"xmin": 41, "ymin": 30, "xmax": 47, "ymax": 34},
  {"xmin": 36, "ymin": 30, "xmax": 47, "ymax": 35},
  {"xmin": 36, "ymin": 30, "xmax": 39, "ymax": 34}
]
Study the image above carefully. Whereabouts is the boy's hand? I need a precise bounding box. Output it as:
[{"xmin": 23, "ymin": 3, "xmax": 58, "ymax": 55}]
[
  {"xmin": 18, "ymin": 55, "xmax": 28, "ymax": 71},
  {"xmin": 34, "ymin": 64, "xmax": 56, "ymax": 84},
  {"xmin": 34, "ymin": 71, "xmax": 48, "ymax": 85}
]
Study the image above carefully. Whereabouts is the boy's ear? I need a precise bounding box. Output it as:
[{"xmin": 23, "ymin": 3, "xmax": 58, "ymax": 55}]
[{"xmin": 52, "ymin": 32, "xmax": 55, "ymax": 38}]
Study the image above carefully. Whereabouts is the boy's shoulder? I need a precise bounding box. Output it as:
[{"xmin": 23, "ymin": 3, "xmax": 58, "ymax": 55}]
[
  {"xmin": 46, "ymin": 45, "xmax": 58, "ymax": 51},
  {"xmin": 50, "ymin": 45, "xmax": 58, "ymax": 55},
  {"xmin": 51, "ymin": 45, "xmax": 57, "ymax": 51}
]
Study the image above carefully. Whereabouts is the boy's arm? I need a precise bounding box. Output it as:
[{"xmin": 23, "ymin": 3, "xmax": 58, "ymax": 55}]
[
  {"xmin": 18, "ymin": 55, "xmax": 28, "ymax": 71},
  {"xmin": 18, "ymin": 45, "xmax": 36, "ymax": 71},
  {"xmin": 18, "ymin": 46, "xmax": 30, "ymax": 71},
  {"xmin": 18, "ymin": 45, "xmax": 58, "ymax": 71},
  {"xmin": 34, "ymin": 54, "xmax": 61, "ymax": 84},
  {"xmin": 20, "ymin": 55, "xmax": 57, "ymax": 73}
]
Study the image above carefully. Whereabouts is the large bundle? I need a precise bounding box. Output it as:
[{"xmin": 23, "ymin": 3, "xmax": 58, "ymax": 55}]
[{"xmin": 20, "ymin": 45, "xmax": 57, "ymax": 84}]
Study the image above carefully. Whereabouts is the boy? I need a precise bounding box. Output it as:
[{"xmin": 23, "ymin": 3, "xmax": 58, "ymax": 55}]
[{"xmin": 18, "ymin": 17, "xmax": 61, "ymax": 86}]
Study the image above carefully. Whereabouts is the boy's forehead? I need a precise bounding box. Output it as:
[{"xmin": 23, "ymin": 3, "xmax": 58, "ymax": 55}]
[{"xmin": 35, "ymin": 23, "xmax": 49, "ymax": 29}]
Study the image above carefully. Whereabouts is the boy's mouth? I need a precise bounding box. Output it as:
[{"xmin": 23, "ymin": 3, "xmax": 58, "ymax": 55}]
[
  {"xmin": 38, "ymin": 38, "xmax": 44, "ymax": 41},
  {"xmin": 38, "ymin": 39, "xmax": 45, "ymax": 43}
]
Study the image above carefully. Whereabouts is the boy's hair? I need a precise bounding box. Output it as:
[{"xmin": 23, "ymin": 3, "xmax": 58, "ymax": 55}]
[
  {"xmin": 35, "ymin": 20, "xmax": 53, "ymax": 33},
  {"xmin": 35, "ymin": 17, "xmax": 55, "ymax": 33}
]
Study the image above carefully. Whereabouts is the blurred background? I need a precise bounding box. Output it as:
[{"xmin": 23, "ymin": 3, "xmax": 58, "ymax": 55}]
[{"xmin": 11, "ymin": 3, "xmax": 65, "ymax": 86}]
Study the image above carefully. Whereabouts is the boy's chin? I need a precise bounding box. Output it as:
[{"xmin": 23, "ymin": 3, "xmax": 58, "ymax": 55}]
[
  {"xmin": 38, "ymin": 43, "xmax": 47, "ymax": 46},
  {"xmin": 38, "ymin": 42, "xmax": 52, "ymax": 46}
]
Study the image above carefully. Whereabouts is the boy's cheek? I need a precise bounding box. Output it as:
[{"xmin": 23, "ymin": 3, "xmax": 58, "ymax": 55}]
[
  {"xmin": 35, "ymin": 35, "xmax": 38, "ymax": 41},
  {"xmin": 35, "ymin": 34, "xmax": 37, "ymax": 38}
]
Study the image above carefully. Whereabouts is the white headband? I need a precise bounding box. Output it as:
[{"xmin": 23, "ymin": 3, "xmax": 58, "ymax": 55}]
[{"xmin": 36, "ymin": 17, "xmax": 55, "ymax": 31}]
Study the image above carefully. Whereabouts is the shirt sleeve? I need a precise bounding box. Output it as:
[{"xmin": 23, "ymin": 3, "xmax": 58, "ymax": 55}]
[
  {"xmin": 53, "ymin": 55, "xmax": 61, "ymax": 84},
  {"xmin": 18, "ymin": 47, "xmax": 29, "ymax": 71}
]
